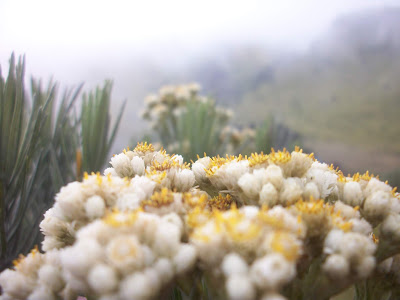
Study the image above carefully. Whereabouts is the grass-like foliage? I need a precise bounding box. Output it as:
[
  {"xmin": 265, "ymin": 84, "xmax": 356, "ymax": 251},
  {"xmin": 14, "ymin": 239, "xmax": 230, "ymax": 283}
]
[
  {"xmin": 0, "ymin": 54, "xmax": 124, "ymax": 270},
  {"xmin": 81, "ymin": 80, "xmax": 126, "ymax": 175}
]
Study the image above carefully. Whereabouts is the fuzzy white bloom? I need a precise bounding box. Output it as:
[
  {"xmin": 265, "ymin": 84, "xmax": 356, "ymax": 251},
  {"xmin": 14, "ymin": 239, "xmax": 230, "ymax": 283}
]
[
  {"xmin": 173, "ymin": 244, "xmax": 197, "ymax": 274},
  {"xmin": 192, "ymin": 156, "xmax": 211, "ymax": 184},
  {"xmin": 323, "ymin": 254, "xmax": 350, "ymax": 278},
  {"xmin": 120, "ymin": 272, "xmax": 158, "ymax": 300},
  {"xmin": 221, "ymin": 253, "xmax": 249, "ymax": 276},
  {"xmin": 154, "ymin": 258, "xmax": 174, "ymax": 285},
  {"xmin": 61, "ymin": 238, "xmax": 103, "ymax": 278},
  {"xmin": 88, "ymin": 264, "xmax": 118, "ymax": 294},
  {"xmin": 55, "ymin": 182, "xmax": 86, "ymax": 219},
  {"xmin": 303, "ymin": 182, "xmax": 320, "ymax": 199},
  {"xmin": 280, "ymin": 178, "xmax": 303, "ymax": 205},
  {"xmin": 190, "ymin": 221, "xmax": 227, "ymax": 267},
  {"xmin": 260, "ymin": 293, "xmax": 288, "ymax": 300},
  {"xmin": 334, "ymin": 201, "xmax": 360, "ymax": 220},
  {"xmin": 106, "ymin": 235, "xmax": 144, "ymax": 274},
  {"xmin": 364, "ymin": 178, "xmax": 392, "ymax": 198},
  {"xmin": 381, "ymin": 213, "xmax": 400, "ymax": 240},
  {"xmin": 239, "ymin": 173, "xmax": 263, "ymax": 199},
  {"xmin": 363, "ymin": 190, "xmax": 391, "ymax": 221},
  {"xmin": 264, "ymin": 205, "xmax": 306, "ymax": 238},
  {"xmin": 217, "ymin": 160, "xmax": 250, "ymax": 190},
  {"xmin": 161, "ymin": 213, "xmax": 184, "ymax": 235},
  {"xmin": 343, "ymin": 181, "xmax": 363, "ymax": 207},
  {"xmin": 288, "ymin": 151, "xmax": 313, "ymax": 177},
  {"xmin": 131, "ymin": 176, "xmax": 156, "ymax": 199},
  {"xmin": 264, "ymin": 165, "xmax": 284, "ymax": 190},
  {"xmin": 324, "ymin": 230, "xmax": 345, "ymax": 255},
  {"xmin": 349, "ymin": 218, "xmax": 372, "ymax": 235},
  {"xmin": 29, "ymin": 285, "xmax": 56, "ymax": 300},
  {"xmin": 226, "ymin": 274, "xmax": 256, "ymax": 300},
  {"xmin": 324, "ymin": 229, "xmax": 376, "ymax": 274},
  {"xmin": 172, "ymin": 155, "xmax": 184, "ymax": 165},
  {"xmin": 355, "ymin": 256, "xmax": 376, "ymax": 278},
  {"xmin": 85, "ymin": 195, "xmax": 106, "ymax": 219},
  {"xmin": 0, "ymin": 269, "xmax": 36, "ymax": 299},
  {"xmin": 40, "ymin": 208, "xmax": 72, "ymax": 242},
  {"xmin": 240, "ymin": 205, "xmax": 260, "ymax": 219},
  {"xmin": 259, "ymin": 183, "xmax": 279, "ymax": 206},
  {"xmin": 38, "ymin": 264, "xmax": 64, "ymax": 292},
  {"xmin": 104, "ymin": 167, "xmax": 118, "ymax": 176},
  {"xmin": 116, "ymin": 192, "xmax": 142, "ymax": 211},
  {"xmin": 173, "ymin": 169, "xmax": 195, "ymax": 191},
  {"xmin": 131, "ymin": 156, "xmax": 145, "ymax": 176},
  {"xmin": 110, "ymin": 153, "xmax": 133, "ymax": 177},
  {"xmin": 153, "ymin": 222, "xmax": 181, "ymax": 257},
  {"xmin": 76, "ymin": 220, "xmax": 112, "ymax": 246},
  {"xmin": 250, "ymin": 253, "xmax": 296, "ymax": 290},
  {"xmin": 306, "ymin": 168, "xmax": 338, "ymax": 199}
]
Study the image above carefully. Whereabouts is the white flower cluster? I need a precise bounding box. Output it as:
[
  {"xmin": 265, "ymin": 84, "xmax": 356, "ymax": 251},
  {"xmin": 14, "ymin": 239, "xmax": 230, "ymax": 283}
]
[
  {"xmin": 60, "ymin": 210, "xmax": 196, "ymax": 300},
  {"xmin": 1, "ymin": 145, "xmax": 399, "ymax": 300},
  {"xmin": 105, "ymin": 142, "xmax": 195, "ymax": 193}
]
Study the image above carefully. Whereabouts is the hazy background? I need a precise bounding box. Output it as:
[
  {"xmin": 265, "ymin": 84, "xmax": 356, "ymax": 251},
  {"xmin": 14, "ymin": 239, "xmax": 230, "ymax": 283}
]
[{"xmin": 1, "ymin": 0, "xmax": 400, "ymax": 179}]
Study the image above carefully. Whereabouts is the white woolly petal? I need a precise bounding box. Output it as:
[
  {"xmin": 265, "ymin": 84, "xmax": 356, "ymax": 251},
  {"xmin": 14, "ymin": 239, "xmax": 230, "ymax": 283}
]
[
  {"xmin": 261, "ymin": 293, "xmax": 288, "ymax": 300},
  {"xmin": 153, "ymin": 223, "xmax": 181, "ymax": 257},
  {"xmin": 265, "ymin": 165, "xmax": 283, "ymax": 190},
  {"xmin": 250, "ymin": 253, "xmax": 295, "ymax": 290},
  {"xmin": 85, "ymin": 195, "xmax": 106, "ymax": 219},
  {"xmin": 38, "ymin": 264, "xmax": 64, "ymax": 292},
  {"xmin": 259, "ymin": 183, "xmax": 278, "ymax": 206},
  {"xmin": 0, "ymin": 269, "xmax": 35, "ymax": 299},
  {"xmin": 239, "ymin": 173, "xmax": 262, "ymax": 199},
  {"xmin": 355, "ymin": 256, "xmax": 376, "ymax": 278},
  {"xmin": 120, "ymin": 272, "xmax": 158, "ymax": 300},
  {"xmin": 174, "ymin": 169, "xmax": 195, "ymax": 192},
  {"xmin": 221, "ymin": 253, "xmax": 249, "ymax": 276},
  {"xmin": 323, "ymin": 254, "xmax": 350, "ymax": 278},
  {"xmin": 88, "ymin": 264, "xmax": 118, "ymax": 295},
  {"xmin": 131, "ymin": 156, "xmax": 145, "ymax": 176},
  {"xmin": 154, "ymin": 258, "xmax": 174, "ymax": 284},
  {"xmin": 226, "ymin": 274, "xmax": 256, "ymax": 300},
  {"xmin": 173, "ymin": 244, "xmax": 197, "ymax": 274},
  {"xmin": 131, "ymin": 176, "xmax": 156, "ymax": 198},
  {"xmin": 364, "ymin": 191, "xmax": 391, "ymax": 220},
  {"xmin": 343, "ymin": 181, "xmax": 363, "ymax": 207},
  {"xmin": 303, "ymin": 182, "xmax": 320, "ymax": 199},
  {"xmin": 61, "ymin": 238, "xmax": 103, "ymax": 277},
  {"xmin": 324, "ymin": 230, "xmax": 345, "ymax": 255},
  {"xmin": 29, "ymin": 286, "xmax": 56, "ymax": 300},
  {"xmin": 104, "ymin": 167, "xmax": 118, "ymax": 176},
  {"xmin": 55, "ymin": 182, "xmax": 85, "ymax": 219}
]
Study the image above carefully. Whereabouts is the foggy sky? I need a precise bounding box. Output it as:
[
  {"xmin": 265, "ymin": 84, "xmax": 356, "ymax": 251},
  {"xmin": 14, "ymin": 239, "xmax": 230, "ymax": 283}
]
[{"xmin": 1, "ymin": 0, "xmax": 400, "ymax": 87}]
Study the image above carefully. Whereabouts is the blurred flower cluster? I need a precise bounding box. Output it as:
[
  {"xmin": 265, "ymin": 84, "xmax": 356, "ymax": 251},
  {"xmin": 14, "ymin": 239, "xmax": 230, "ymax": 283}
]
[
  {"xmin": 139, "ymin": 84, "xmax": 299, "ymax": 162},
  {"xmin": 1, "ymin": 143, "xmax": 399, "ymax": 300}
]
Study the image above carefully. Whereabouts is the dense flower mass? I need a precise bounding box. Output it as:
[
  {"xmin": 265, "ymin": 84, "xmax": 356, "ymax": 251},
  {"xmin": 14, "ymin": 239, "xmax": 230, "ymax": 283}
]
[{"xmin": 1, "ymin": 143, "xmax": 400, "ymax": 299}]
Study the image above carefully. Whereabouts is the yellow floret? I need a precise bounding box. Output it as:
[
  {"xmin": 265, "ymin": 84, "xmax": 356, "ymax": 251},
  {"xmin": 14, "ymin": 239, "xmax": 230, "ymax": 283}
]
[
  {"xmin": 208, "ymin": 194, "xmax": 233, "ymax": 210},
  {"xmin": 12, "ymin": 245, "xmax": 39, "ymax": 270},
  {"xmin": 248, "ymin": 152, "xmax": 269, "ymax": 167},
  {"xmin": 141, "ymin": 188, "xmax": 175, "ymax": 208},
  {"xmin": 104, "ymin": 209, "xmax": 142, "ymax": 227},
  {"xmin": 134, "ymin": 141, "xmax": 155, "ymax": 153},
  {"xmin": 204, "ymin": 154, "xmax": 244, "ymax": 176},
  {"xmin": 270, "ymin": 231, "xmax": 300, "ymax": 261},
  {"xmin": 149, "ymin": 157, "xmax": 190, "ymax": 172},
  {"xmin": 145, "ymin": 170, "xmax": 167, "ymax": 184},
  {"xmin": 269, "ymin": 148, "xmax": 291, "ymax": 164}
]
